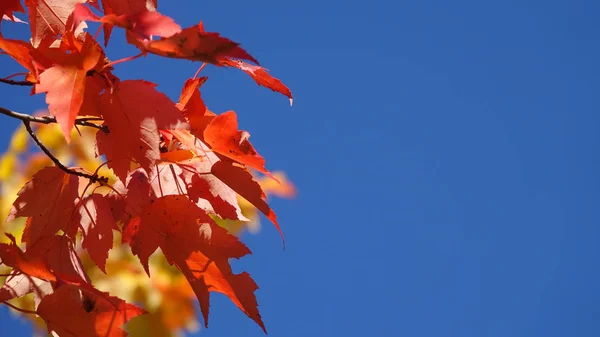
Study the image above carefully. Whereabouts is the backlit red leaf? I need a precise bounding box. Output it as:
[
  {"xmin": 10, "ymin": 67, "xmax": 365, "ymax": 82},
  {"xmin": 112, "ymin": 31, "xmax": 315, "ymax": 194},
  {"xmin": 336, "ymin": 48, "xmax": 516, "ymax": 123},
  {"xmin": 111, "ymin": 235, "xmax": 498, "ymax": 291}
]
[
  {"xmin": 24, "ymin": 0, "xmax": 86, "ymax": 47},
  {"xmin": 139, "ymin": 22, "xmax": 258, "ymax": 65},
  {"xmin": 37, "ymin": 284, "xmax": 146, "ymax": 337},
  {"xmin": 96, "ymin": 80, "xmax": 187, "ymax": 181},
  {"xmin": 0, "ymin": 272, "xmax": 52, "ymax": 307},
  {"xmin": 0, "ymin": 0, "xmax": 24, "ymax": 21},
  {"xmin": 74, "ymin": 4, "xmax": 180, "ymax": 40},
  {"xmin": 122, "ymin": 196, "xmax": 265, "ymax": 332},
  {"xmin": 7, "ymin": 166, "xmax": 80, "ymax": 247},
  {"xmin": 0, "ymin": 36, "xmax": 39, "ymax": 78},
  {"xmin": 35, "ymin": 33, "xmax": 104, "ymax": 142},
  {"xmin": 212, "ymin": 161, "xmax": 284, "ymax": 241},
  {"xmin": 204, "ymin": 111, "xmax": 269, "ymax": 174},
  {"xmin": 220, "ymin": 58, "xmax": 293, "ymax": 104},
  {"xmin": 78, "ymin": 194, "xmax": 118, "ymax": 273}
]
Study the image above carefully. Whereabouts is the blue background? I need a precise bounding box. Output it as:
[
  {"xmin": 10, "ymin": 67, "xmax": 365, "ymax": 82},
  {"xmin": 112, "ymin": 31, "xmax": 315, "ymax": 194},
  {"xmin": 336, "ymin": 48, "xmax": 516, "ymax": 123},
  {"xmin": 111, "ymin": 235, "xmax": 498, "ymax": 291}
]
[{"xmin": 1, "ymin": 0, "xmax": 599, "ymax": 336}]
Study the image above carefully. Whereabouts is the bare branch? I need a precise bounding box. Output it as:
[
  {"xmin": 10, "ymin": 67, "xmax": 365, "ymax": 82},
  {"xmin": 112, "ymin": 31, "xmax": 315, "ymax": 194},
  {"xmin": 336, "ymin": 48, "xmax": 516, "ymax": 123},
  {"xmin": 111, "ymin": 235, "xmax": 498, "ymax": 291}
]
[
  {"xmin": 0, "ymin": 78, "xmax": 34, "ymax": 86},
  {"xmin": 1, "ymin": 301, "xmax": 37, "ymax": 315},
  {"xmin": 22, "ymin": 120, "xmax": 108, "ymax": 185},
  {"xmin": 0, "ymin": 106, "xmax": 109, "ymax": 133}
]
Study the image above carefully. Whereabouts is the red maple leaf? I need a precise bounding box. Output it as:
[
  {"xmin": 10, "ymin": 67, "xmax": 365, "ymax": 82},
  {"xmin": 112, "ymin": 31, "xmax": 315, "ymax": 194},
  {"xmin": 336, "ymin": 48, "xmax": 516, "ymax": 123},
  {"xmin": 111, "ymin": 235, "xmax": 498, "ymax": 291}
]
[
  {"xmin": 135, "ymin": 22, "xmax": 258, "ymax": 65},
  {"xmin": 0, "ymin": 0, "xmax": 24, "ymax": 21},
  {"xmin": 0, "ymin": 36, "xmax": 38, "ymax": 78},
  {"xmin": 122, "ymin": 195, "xmax": 265, "ymax": 332},
  {"xmin": 78, "ymin": 194, "xmax": 119, "ymax": 273},
  {"xmin": 204, "ymin": 110, "xmax": 270, "ymax": 174},
  {"xmin": 219, "ymin": 58, "xmax": 293, "ymax": 104},
  {"xmin": 176, "ymin": 148, "xmax": 250, "ymax": 221},
  {"xmin": 0, "ymin": 271, "xmax": 53, "ymax": 308},
  {"xmin": 212, "ymin": 161, "xmax": 284, "ymax": 241},
  {"xmin": 7, "ymin": 166, "xmax": 81, "ymax": 247},
  {"xmin": 177, "ymin": 77, "xmax": 217, "ymax": 136},
  {"xmin": 35, "ymin": 32, "xmax": 104, "ymax": 142},
  {"xmin": 37, "ymin": 284, "xmax": 146, "ymax": 337},
  {"xmin": 96, "ymin": 80, "xmax": 187, "ymax": 181},
  {"xmin": 0, "ymin": 234, "xmax": 91, "ymax": 287},
  {"xmin": 24, "ymin": 0, "xmax": 86, "ymax": 47},
  {"xmin": 73, "ymin": 3, "xmax": 180, "ymax": 41},
  {"xmin": 0, "ymin": 235, "xmax": 56, "ymax": 282},
  {"xmin": 99, "ymin": 0, "xmax": 157, "ymax": 45},
  {"xmin": 0, "ymin": 1, "xmax": 293, "ymax": 333}
]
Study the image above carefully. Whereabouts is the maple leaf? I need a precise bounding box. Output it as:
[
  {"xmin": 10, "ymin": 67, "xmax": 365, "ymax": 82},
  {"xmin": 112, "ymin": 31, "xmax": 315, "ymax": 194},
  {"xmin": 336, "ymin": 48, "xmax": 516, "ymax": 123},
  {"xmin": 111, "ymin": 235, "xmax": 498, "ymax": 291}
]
[
  {"xmin": 37, "ymin": 284, "xmax": 146, "ymax": 337},
  {"xmin": 78, "ymin": 194, "xmax": 118, "ymax": 273},
  {"xmin": 204, "ymin": 110, "xmax": 271, "ymax": 174},
  {"xmin": 0, "ymin": 234, "xmax": 91, "ymax": 286},
  {"xmin": 7, "ymin": 166, "xmax": 81, "ymax": 247},
  {"xmin": 95, "ymin": 80, "xmax": 187, "ymax": 181},
  {"xmin": 212, "ymin": 161, "xmax": 284, "ymax": 241},
  {"xmin": 74, "ymin": 4, "xmax": 180, "ymax": 41},
  {"xmin": 136, "ymin": 22, "xmax": 258, "ymax": 65},
  {"xmin": 0, "ymin": 36, "xmax": 38, "ymax": 77},
  {"xmin": 0, "ymin": 0, "xmax": 24, "ymax": 23},
  {"xmin": 100, "ymin": 0, "xmax": 158, "ymax": 45},
  {"xmin": 35, "ymin": 33, "xmax": 104, "ymax": 142},
  {"xmin": 177, "ymin": 77, "xmax": 217, "ymax": 136},
  {"xmin": 219, "ymin": 58, "xmax": 293, "ymax": 104},
  {"xmin": 179, "ymin": 155, "xmax": 249, "ymax": 221},
  {"xmin": 24, "ymin": 0, "xmax": 86, "ymax": 47},
  {"xmin": 0, "ymin": 272, "xmax": 52, "ymax": 308},
  {"xmin": 122, "ymin": 195, "xmax": 266, "ymax": 332},
  {"xmin": 26, "ymin": 235, "xmax": 92, "ymax": 286},
  {"xmin": 101, "ymin": 0, "xmax": 157, "ymax": 15},
  {"xmin": 0, "ymin": 235, "xmax": 56, "ymax": 282}
]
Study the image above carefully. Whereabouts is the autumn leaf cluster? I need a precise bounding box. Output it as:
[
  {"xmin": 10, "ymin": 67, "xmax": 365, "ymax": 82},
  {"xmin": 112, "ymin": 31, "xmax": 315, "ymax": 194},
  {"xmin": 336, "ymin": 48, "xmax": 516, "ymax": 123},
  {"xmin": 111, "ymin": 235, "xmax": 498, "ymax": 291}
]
[{"xmin": 0, "ymin": 0, "xmax": 293, "ymax": 336}]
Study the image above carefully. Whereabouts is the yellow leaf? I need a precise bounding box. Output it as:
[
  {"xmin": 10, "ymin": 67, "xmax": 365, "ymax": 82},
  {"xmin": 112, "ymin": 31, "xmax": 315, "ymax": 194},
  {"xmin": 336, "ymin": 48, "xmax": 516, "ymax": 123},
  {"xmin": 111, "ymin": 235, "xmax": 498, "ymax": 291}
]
[
  {"xmin": 9, "ymin": 126, "xmax": 28, "ymax": 153},
  {"xmin": 0, "ymin": 153, "xmax": 17, "ymax": 181}
]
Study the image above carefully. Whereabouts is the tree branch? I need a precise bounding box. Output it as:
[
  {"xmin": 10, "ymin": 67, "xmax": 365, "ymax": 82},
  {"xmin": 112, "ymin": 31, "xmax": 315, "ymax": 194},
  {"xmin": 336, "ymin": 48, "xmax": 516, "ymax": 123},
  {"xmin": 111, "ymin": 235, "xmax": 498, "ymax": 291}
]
[
  {"xmin": 0, "ymin": 78, "xmax": 34, "ymax": 86},
  {"xmin": 1, "ymin": 301, "xmax": 37, "ymax": 315},
  {"xmin": 23, "ymin": 120, "xmax": 108, "ymax": 185},
  {"xmin": 0, "ymin": 106, "xmax": 109, "ymax": 184},
  {"xmin": 0, "ymin": 106, "xmax": 109, "ymax": 133}
]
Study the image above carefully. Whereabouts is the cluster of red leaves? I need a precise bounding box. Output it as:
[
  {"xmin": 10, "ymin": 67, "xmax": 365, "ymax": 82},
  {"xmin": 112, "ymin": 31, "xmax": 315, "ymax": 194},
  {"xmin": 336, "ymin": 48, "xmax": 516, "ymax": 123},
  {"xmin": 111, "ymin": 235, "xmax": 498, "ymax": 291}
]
[{"xmin": 0, "ymin": 0, "xmax": 292, "ymax": 335}]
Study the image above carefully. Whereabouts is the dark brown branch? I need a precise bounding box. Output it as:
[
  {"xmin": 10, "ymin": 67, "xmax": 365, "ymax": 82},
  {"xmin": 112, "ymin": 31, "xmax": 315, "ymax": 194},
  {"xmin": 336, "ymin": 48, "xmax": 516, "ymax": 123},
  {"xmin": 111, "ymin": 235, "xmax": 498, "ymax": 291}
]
[
  {"xmin": 1, "ymin": 301, "xmax": 37, "ymax": 315},
  {"xmin": 23, "ymin": 120, "xmax": 108, "ymax": 185},
  {"xmin": 0, "ymin": 106, "xmax": 109, "ymax": 184},
  {"xmin": 0, "ymin": 78, "xmax": 34, "ymax": 86},
  {"xmin": 0, "ymin": 106, "xmax": 109, "ymax": 133}
]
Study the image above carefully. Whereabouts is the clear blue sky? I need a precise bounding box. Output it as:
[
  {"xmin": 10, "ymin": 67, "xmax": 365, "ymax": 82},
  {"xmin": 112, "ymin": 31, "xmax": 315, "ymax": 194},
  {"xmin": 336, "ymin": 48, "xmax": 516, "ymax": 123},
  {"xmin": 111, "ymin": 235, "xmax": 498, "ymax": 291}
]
[{"xmin": 1, "ymin": 0, "xmax": 599, "ymax": 336}]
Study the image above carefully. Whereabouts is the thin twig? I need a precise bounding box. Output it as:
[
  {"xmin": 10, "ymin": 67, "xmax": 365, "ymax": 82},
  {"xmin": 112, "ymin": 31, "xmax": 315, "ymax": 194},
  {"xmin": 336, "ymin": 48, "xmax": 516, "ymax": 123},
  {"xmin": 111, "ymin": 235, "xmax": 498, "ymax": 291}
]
[
  {"xmin": 0, "ymin": 78, "xmax": 34, "ymax": 86},
  {"xmin": 23, "ymin": 120, "xmax": 108, "ymax": 185},
  {"xmin": 1, "ymin": 301, "xmax": 37, "ymax": 315},
  {"xmin": 0, "ymin": 106, "xmax": 109, "ymax": 133}
]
